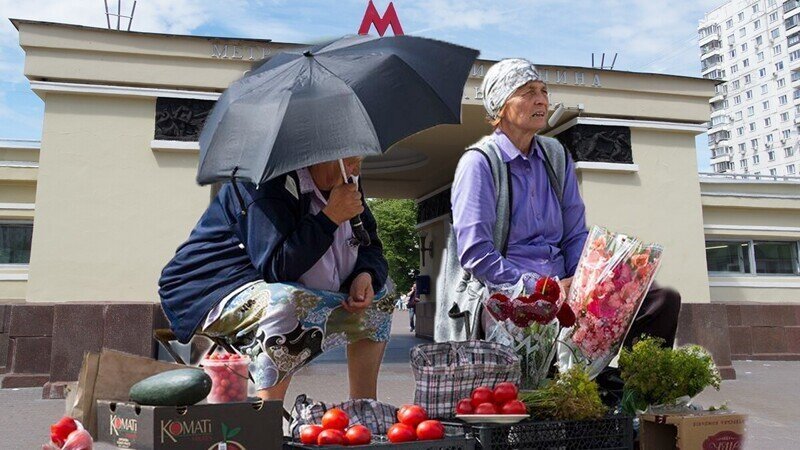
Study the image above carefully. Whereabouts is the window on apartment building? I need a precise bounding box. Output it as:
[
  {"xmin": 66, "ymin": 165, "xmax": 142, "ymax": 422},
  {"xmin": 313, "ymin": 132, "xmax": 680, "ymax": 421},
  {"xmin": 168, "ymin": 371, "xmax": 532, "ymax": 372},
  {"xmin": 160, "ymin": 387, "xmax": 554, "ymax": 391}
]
[
  {"xmin": 788, "ymin": 164, "xmax": 797, "ymax": 174},
  {"xmin": 791, "ymin": 32, "xmax": 800, "ymax": 47},
  {"xmin": 730, "ymin": 49, "xmax": 737, "ymax": 58},
  {"xmin": 781, "ymin": 112, "xmax": 790, "ymax": 121},
  {"xmin": 759, "ymin": 68, "xmax": 767, "ymax": 77},
  {"xmin": 757, "ymin": 38, "xmax": 764, "ymax": 48},
  {"xmin": 787, "ymin": 147, "xmax": 796, "ymax": 156},
  {"xmin": 766, "ymin": 117, "xmax": 773, "ymax": 127},
  {"xmin": 731, "ymin": 64, "xmax": 739, "ymax": 74},
  {"xmin": 770, "ymin": 168, "xmax": 778, "ymax": 175},
  {"xmin": 740, "ymin": 27, "xmax": 747, "ymax": 37},
  {"xmin": 769, "ymin": 150, "xmax": 776, "ymax": 160},
  {"xmin": 780, "ymin": 94, "xmax": 789, "ymax": 105},
  {"xmin": 727, "ymin": 19, "xmax": 734, "ymax": 29},
  {"xmin": 790, "ymin": 49, "xmax": 800, "ymax": 61},
  {"xmin": 770, "ymin": 12, "xmax": 779, "ymax": 23},
  {"xmin": 733, "ymin": 80, "xmax": 741, "ymax": 89},
  {"xmin": 762, "ymin": 84, "xmax": 769, "ymax": 94},
  {"xmin": 735, "ymin": 111, "xmax": 744, "ymax": 121},
  {"xmin": 776, "ymin": 61, "xmax": 785, "ymax": 70},
  {"xmin": 742, "ymin": 42, "xmax": 748, "ymax": 52},
  {"xmin": 740, "ymin": 158, "xmax": 748, "ymax": 169},
  {"xmin": 753, "ymin": 154, "xmax": 761, "ymax": 164},
  {"xmin": 738, "ymin": 143, "xmax": 746, "ymax": 152},
  {"xmin": 767, "ymin": 133, "xmax": 774, "ymax": 143},
  {"xmin": 735, "ymin": 95, "xmax": 742, "ymax": 104},
  {"xmin": 745, "ymin": 74, "xmax": 752, "ymax": 84},
  {"xmin": 737, "ymin": 126, "xmax": 744, "ymax": 136},
  {"xmin": 772, "ymin": 28, "xmax": 781, "ymax": 40},
  {"xmin": 763, "ymin": 101, "xmax": 771, "ymax": 111},
  {"xmin": 739, "ymin": 12, "xmax": 745, "ymax": 22},
  {"xmin": 774, "ymin": 44, "xmax": 783, "ymax": 55},
  {"xmin": 743, "ymin": 58, "xmax": 750, "ymax": 67},
  {"xmin": 769, "ymin": 0, "xmax": 776, "ymax": 8},
  {"xmin": 746, "ymin": 90, "xmax": 754, "ymax": 99},
  {"xmin": 783, "ymin": 129, "xmax": 791, "ymax": 139},
  {"xmin": 749, "ymin": 122, "xmax": 757, "ymax": 131},
  {"xmin": 751, "ymin": 138, "xmax": 759, "ymax": 148},
  {"xmin": 778, "ymin": 78, "xmax": 786, "ymax": 88},
  {"xmin": 754, "ymin": 19, "xmax": 761, "ymax": 30},
  {"xmin": 748, "ymin": 105, "xmax": 756, "ymax": 115},
  {"xmin": 0, "ymin": 222, "xmax": 33, "ymax": 265},
  {"xmin": 729, "ymin": 33, "xmax": 737, "ymax": 43}
]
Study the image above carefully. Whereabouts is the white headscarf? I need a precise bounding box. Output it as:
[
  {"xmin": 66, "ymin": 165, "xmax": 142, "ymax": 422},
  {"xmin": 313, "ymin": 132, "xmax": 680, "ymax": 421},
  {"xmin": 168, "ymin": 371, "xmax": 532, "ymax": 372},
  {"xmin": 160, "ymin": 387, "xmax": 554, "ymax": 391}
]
[{"xmin": 481, "ymin": 58, "xmax": 542, "ymax": 119}]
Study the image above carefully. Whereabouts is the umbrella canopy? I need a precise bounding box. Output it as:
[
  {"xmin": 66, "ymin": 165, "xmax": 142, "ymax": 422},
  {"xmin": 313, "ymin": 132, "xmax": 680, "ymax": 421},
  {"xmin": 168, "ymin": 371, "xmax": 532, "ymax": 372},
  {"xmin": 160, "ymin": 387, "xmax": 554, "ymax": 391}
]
[{"xmin": 196, "ymin": 34, "xmax": 479, "ymax": 185}]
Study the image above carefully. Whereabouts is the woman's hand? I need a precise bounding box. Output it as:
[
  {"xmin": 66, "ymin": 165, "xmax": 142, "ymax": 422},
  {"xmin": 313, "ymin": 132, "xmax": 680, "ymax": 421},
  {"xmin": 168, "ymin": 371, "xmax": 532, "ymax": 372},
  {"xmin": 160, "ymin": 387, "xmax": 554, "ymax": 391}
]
[
  {"xmin": 558, "ymin": 277, "xmax": 573, "ymax": 302},
  {"xmin": 323, "ymin": 183, "xmax": 364, "ymax": 225},
  {"xmin": 342, "ymin": 272, "xmax": 374, "ymax": 314}
]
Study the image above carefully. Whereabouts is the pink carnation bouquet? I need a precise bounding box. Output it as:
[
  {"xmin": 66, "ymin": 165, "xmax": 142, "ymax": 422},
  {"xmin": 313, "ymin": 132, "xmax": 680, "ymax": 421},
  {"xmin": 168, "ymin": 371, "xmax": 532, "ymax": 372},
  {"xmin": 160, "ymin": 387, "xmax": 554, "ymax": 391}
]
[{"xmin": 557, "ymin": 226, "xmax": 663, "ymax": 378}]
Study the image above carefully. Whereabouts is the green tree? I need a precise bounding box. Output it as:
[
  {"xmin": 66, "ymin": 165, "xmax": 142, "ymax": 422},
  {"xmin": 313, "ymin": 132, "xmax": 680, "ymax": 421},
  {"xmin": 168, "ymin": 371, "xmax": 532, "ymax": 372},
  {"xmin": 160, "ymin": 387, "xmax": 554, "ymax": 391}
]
[{"xmin": 367, "ymin": 198, "xmax": 419, "ymax": 296}]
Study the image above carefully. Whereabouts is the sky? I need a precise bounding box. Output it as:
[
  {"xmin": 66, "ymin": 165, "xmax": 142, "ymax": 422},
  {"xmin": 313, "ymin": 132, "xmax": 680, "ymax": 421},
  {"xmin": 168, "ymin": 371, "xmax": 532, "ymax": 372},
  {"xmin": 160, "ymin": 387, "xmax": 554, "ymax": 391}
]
[{"xmin": 0, "ymin": 0, "xmax": 725, "ymax": 171}]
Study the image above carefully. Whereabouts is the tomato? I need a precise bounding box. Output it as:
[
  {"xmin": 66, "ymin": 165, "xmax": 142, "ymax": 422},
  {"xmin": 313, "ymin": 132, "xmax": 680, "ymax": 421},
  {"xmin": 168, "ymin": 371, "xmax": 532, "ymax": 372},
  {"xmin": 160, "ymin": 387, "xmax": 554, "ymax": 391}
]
[
  {"xmin": 474, "ymin": 402, "xmax": 498, "ymax": 414},
  {"xmin": 416, "ymin": 420, "xmax": 445, "ymax": 441},
  {"xmin": 470, "ymin": 386, "xmax": 494, "ymax": 408},
  {"xmin": 397, "ymin": 404, "xmax": 428, "ymax": 428},
  {"xmin": 500, "ymin": 400, "xmax": 527, "ymax": 415},
  {"xmin": 345, "ymin": 425, "xmax": 372, "ymax": 445},
  {"xmin": 387, "ymin": 423, "xmax": 416, "ymax": 443},
  {"xmin": 317, "ymin": 429, "xmax": 347, "ymax": 446},
  {"xmin": 455, "ymin": 398, "xmax": 474, "ymax": 415},
  {"xmin": 321, "ymin": 408, "xmax": 350, "ymax": 431},
  {"xmin": 493, "ymin": 382, "xmax": 519, "ymax": 405},
  {"xmin": 300, "ymin": 425, "xmax": 324, "ymax": 445}
]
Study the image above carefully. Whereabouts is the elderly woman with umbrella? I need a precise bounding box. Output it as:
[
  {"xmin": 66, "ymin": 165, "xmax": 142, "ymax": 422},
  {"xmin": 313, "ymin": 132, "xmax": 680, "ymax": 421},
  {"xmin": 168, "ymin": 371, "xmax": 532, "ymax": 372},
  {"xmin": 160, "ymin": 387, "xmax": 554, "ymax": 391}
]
[{"xmin": 158, "ymin": 35, "xmax": 477, "ymax": 402}]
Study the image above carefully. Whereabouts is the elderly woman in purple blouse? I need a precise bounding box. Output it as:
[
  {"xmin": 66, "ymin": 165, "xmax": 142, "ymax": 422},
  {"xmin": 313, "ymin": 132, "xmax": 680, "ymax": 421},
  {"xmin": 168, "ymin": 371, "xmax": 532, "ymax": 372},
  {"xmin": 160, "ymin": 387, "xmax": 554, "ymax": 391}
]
[{"xmin": 439, "ymin": 58, "xmax": 681, "ymax": 355}]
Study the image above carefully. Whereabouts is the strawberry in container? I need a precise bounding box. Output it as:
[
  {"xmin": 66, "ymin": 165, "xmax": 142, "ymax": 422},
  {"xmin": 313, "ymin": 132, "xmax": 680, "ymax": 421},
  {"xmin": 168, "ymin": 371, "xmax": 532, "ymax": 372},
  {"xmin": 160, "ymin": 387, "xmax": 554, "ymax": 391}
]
[{"xmin": 202, "ymin": 351, "xmax": 251, "ymax": 403}]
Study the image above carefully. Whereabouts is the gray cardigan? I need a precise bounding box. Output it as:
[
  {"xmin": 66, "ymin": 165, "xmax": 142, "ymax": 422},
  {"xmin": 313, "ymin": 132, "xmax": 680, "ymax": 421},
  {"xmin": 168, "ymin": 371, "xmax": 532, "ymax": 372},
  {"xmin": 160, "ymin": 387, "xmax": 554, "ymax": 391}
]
[{"xmin": 434, "ymin": 134, "xmax": 568, "ymax": 343}]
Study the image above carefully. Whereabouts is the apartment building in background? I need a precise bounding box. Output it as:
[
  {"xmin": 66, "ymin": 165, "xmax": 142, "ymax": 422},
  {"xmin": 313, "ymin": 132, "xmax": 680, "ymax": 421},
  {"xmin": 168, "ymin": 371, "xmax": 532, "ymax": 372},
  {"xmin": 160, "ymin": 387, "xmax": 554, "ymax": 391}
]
[{"xmin": 699, "ymin": 0, "xmax": 800, "ymax": 176}]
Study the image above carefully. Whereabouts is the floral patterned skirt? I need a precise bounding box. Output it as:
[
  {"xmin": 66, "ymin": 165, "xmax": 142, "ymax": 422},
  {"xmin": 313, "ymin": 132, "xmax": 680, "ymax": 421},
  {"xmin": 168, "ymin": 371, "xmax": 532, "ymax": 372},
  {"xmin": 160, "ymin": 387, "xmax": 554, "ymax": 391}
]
[{"xmin": 202, "ymin": 281, "xmax": 393, "ymax": 390}]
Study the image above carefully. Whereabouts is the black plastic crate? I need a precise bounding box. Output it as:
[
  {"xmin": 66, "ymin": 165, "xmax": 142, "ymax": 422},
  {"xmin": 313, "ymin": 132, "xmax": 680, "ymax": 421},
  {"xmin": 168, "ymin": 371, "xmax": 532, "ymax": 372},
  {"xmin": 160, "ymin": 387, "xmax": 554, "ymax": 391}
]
[
  {"xmin": 454, "ymin": 415, "xmax": 633, "ymax": 450},
  {"xmin": 284, "ymin": 436, "xmax": 476, "ymax": 450}
]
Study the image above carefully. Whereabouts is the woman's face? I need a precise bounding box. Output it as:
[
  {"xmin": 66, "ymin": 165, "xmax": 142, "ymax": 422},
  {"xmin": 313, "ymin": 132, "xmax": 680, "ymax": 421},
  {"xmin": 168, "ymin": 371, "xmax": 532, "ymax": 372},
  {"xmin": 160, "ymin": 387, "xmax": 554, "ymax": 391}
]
[
  {"xmin": 310, "ymin": 156, "xmax": 363, "ymax": 190},
  {"xmin": 500, "ymin": 81, "xmax": 549, "ymax": 133}
]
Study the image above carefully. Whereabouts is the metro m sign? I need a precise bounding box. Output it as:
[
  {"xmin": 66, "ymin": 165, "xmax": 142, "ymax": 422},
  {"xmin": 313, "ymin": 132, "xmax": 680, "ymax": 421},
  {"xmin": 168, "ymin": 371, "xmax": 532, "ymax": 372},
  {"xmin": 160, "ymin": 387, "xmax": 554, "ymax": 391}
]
[{"xmin": 358, "ymin": 1, "xmax": 404, "ymax": 36}]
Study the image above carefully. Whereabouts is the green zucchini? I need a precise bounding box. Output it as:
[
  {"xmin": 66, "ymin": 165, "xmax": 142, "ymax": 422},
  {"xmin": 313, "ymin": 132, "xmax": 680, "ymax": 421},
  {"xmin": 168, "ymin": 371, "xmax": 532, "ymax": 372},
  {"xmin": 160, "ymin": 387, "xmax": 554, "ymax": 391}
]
[{"xmin": 129, "ymin": 368, "xmax": 212, "ymax": 406}]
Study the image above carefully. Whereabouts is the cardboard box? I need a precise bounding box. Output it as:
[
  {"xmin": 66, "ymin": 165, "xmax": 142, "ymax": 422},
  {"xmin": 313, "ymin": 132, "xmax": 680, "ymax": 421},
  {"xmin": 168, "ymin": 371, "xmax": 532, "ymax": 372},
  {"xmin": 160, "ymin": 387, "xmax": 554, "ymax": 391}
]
[
  {"xmin": 639, "ymin": 411, "xmax": 746, "ymax": 450},
  {"xmin": 97, "ymin": 399, "xmax": 283, "ymax": 450}
]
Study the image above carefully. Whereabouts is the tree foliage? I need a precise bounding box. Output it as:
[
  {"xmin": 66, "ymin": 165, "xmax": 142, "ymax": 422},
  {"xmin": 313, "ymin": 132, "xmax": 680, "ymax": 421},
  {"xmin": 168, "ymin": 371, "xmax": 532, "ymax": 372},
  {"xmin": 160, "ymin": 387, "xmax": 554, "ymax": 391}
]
[{"xmin": 367, "ymin": 198, "xmax": 419, "ymax": 296}]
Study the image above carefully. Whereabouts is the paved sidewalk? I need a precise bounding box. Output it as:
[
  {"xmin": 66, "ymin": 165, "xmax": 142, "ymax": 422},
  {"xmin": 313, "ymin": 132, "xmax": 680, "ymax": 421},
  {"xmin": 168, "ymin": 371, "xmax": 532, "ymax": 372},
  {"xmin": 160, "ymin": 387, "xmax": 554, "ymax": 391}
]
[{"xmin": 1, "ymin": 311, "xmax": 796, "ymax": 448}]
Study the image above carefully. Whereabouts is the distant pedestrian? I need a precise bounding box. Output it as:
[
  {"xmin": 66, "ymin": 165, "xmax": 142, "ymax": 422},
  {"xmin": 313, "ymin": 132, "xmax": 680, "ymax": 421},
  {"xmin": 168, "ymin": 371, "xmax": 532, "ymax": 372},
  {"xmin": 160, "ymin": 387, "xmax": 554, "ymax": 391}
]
[{"xmin": 406, "ymin": 282, "xmax": 419, "ymax": 332}]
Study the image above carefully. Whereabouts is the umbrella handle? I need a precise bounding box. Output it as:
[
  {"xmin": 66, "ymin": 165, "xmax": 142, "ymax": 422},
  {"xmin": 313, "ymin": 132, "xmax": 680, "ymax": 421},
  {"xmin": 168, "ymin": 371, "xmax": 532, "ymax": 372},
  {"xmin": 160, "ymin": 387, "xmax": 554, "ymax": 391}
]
[
  {"xmin": 231, "ymin": 167, "xmax": 247, "ymax": 216},
  {"xmin": 338, "ymin": 159, "xmax": 371, "ymax": 247}
]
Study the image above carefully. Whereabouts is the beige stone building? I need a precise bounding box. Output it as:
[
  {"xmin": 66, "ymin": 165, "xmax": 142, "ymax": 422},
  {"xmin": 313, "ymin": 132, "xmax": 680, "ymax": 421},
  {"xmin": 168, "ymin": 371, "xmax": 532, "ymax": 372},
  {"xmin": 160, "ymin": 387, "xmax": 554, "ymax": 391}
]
[{"xmin": 1, "ymin": 20, "xmax": 798, "ymax": 391}]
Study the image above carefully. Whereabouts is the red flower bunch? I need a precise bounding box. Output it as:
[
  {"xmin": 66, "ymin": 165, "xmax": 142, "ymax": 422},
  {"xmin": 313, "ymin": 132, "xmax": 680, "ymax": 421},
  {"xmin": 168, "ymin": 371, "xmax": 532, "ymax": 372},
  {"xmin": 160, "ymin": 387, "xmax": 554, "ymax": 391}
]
[{"xmin": 484, "ymin": 277, "xmax": 575, "ymax": 328}]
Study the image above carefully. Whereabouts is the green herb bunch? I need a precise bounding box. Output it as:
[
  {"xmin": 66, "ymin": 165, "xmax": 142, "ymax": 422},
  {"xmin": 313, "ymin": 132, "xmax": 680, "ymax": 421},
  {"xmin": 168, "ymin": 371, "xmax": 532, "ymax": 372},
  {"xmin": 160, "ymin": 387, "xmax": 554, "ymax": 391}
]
[
  {"xmin": 519, "ymin": 367, "xmax": 607, "ymax": 421},
  {"xmin": 619, "ymin": 336, "xmax": 721, "ymax": 412}
]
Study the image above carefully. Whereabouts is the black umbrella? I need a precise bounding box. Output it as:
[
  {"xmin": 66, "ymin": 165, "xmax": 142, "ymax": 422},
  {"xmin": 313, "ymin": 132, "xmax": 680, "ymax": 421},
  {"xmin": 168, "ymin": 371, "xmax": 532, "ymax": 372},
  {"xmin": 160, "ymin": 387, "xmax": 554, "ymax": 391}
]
[{"xmin": 196, "ymin": 34, "xmax": 479, "ymax": 185}]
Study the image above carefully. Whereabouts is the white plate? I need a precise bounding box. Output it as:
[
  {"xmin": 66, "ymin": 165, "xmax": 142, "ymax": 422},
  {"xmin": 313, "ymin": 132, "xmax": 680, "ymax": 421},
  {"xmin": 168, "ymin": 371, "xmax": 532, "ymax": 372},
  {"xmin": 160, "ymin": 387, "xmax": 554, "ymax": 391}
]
[{"xmin": 456, "ymin": 414, "xmax": 530, "ymax": 424}]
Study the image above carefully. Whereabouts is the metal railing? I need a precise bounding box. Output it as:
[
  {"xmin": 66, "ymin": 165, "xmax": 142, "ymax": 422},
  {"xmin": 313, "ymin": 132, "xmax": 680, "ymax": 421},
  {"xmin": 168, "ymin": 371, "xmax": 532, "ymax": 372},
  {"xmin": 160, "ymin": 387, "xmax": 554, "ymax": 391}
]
[{"xmin": 700, "ymin": 172, "xmax": 800, "ymax": 182}]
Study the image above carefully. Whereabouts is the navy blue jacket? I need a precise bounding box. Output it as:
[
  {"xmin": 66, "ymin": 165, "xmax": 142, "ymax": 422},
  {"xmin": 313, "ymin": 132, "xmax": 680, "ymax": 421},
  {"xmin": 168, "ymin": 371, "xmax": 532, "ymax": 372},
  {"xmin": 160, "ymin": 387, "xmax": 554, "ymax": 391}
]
[{"xmin": 158, "ymin": 172, "xmax": 388, "ymax": 343}]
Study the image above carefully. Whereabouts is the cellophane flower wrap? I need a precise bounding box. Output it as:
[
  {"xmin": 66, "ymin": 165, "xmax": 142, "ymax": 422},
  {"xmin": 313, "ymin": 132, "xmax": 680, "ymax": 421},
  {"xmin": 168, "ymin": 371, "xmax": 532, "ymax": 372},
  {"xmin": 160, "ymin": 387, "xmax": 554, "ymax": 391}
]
[
  {"xmin": 557, "ymin": 225, "xmax": 663, "ymax": 379},
  {"xmin": 483, "ymin": 274, "xmax": 576, "ymax": 390}
]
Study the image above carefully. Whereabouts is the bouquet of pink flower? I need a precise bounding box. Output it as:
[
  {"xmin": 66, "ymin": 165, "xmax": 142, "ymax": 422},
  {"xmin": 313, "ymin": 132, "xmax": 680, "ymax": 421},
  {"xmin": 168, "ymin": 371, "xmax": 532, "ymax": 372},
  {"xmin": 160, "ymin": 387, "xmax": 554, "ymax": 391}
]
[
  {"xmin": 557, "ymin": 226, "xmax": 663, "ymax": 378},
  {"xmin": 483, "ymin": 275, "xmax": 576, "ymax": 390}
]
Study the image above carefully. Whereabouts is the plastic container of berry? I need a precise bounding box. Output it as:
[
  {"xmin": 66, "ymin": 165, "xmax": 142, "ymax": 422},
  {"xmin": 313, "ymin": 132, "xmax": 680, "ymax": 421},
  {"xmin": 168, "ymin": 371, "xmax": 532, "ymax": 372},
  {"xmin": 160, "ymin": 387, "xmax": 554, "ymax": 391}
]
[{"xmin": 201, "ymin": 352, "xmax": 251, "ymax": 403}]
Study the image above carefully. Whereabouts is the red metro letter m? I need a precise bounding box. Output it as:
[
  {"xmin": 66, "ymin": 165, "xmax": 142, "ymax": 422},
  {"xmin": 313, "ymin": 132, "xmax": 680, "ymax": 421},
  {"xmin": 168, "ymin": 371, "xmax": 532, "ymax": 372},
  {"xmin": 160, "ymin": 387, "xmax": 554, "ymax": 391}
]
[{"xmin": 358, "ymin": 1, "xmax": 404, "ymax": 36}]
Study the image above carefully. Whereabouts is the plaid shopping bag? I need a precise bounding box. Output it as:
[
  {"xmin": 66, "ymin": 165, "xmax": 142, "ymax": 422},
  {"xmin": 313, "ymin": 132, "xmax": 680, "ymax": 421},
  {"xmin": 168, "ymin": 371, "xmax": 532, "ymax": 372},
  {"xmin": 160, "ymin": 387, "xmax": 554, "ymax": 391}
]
[
  {"xmin": 289, "ymin": 394, "xmax": 398, "ymax": 438},
  {"xmin": 411, "ymin": 341, "xmax": 520, "ymax": 419}
]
